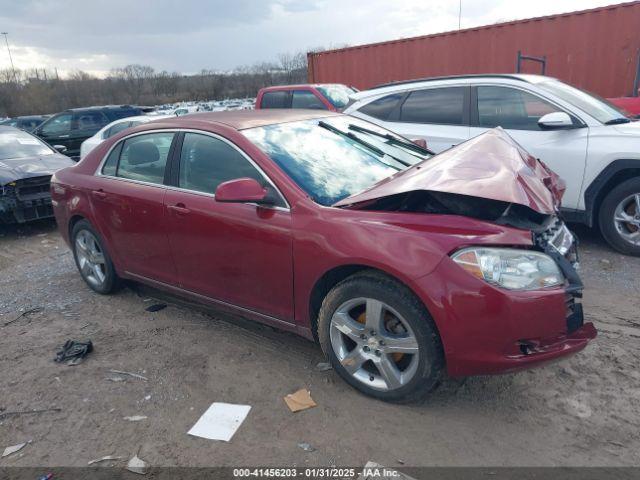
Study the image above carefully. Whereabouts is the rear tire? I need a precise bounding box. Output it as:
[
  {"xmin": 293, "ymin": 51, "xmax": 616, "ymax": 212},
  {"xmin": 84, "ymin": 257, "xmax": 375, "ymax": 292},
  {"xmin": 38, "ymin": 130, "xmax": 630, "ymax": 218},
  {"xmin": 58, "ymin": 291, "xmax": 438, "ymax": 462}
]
[
  {"xmin": 71, "ymin": 219, "xmax": 121, "ymax": 294},
  {"xmin": 317, "ymin": 271, "xmax": 443, "ymax": 403},
  {"xmin": 598, "ymin": 177, "xmax": 640, "ymax": 256}
]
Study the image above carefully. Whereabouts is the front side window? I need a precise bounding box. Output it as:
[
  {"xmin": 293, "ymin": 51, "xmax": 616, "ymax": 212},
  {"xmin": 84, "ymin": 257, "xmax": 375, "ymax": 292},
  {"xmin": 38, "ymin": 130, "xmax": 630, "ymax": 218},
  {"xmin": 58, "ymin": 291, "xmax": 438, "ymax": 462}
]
[
  {"xmin": 358, "ymin": 93, "xmax": 403, "ymax": 121},
  {"xmin": 41, "ymin": 113, "xmax": 72, "ymax": 135},
  {"xmin": 400, "ymin": 87, "xmax": 465, "ymax": 125},
  {"xmin": 115, "ymin": 132, "xmax": 174, "ymax": 184},
  {"xmin": 0, "ymin": 129, "xmax": 54, "ymax": 160},
  {"xmin": 260, "ymin": 91, "xmax": 290, "ymax": 109},
  {"xmin": 178, "ymin": 133, "xmax": 264, "ymax": 195},
  {"xmin": 477, "ymin": 86, "xmax": 558, "ymax": 130},
  {"xmin": 291, "ymin": 90, "xmax": 326, "ymax": 110},
  {"xmin": 75, "ymin": 111, "xmax": 108, "ymax": 131}
]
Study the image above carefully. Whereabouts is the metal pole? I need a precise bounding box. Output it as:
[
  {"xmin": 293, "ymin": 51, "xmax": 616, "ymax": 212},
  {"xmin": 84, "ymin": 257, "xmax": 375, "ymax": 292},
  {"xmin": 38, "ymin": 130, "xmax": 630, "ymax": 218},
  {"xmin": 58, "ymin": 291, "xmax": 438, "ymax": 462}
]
[
  {"xmin": 458, "ymin": 0, "xmax": 462, "ymax": 29},
  {"xmin": 633, "ymin": 49, "xmax": 640, "ymax": 97},
  {"xmin": 1, "ymin": 32, "xmax": 17, "ymax": 83}
]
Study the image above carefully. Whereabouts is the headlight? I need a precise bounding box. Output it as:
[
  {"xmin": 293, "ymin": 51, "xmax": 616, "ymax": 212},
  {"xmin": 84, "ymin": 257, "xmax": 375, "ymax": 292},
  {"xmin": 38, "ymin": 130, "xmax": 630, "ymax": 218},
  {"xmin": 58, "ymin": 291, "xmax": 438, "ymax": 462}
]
[{"xmin": 451, "ymin": 247, "xmax": 564, "ymax": 290}]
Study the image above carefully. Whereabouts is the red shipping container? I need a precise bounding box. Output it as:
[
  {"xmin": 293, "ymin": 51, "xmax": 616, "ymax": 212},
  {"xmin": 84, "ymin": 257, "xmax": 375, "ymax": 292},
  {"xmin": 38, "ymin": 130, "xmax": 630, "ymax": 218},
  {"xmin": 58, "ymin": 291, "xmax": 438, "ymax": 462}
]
[{"xmin": 307, "ymin": 1, "xmax": 640, "ymax": 98}]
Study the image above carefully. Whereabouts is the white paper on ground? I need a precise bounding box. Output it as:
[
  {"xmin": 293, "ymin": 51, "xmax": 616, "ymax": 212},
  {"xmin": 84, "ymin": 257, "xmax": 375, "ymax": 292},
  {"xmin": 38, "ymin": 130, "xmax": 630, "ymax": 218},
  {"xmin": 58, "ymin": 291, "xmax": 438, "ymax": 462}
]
[{"xmin": 187, "ymin": 402, "xmax": 251, "ymax": 442}]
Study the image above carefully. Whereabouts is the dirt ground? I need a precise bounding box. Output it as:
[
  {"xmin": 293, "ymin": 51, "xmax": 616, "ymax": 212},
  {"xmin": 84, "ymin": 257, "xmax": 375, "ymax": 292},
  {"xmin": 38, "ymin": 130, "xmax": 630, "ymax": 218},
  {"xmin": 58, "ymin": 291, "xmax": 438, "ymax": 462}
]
[{"xmin": 0, "ymin": 219, "xmax": 638, "ymax": 468}]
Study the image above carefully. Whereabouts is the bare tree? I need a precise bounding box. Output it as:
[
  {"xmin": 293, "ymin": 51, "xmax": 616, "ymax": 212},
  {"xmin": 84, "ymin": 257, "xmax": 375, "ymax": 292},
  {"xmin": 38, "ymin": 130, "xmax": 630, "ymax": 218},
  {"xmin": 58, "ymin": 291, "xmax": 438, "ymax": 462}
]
[{"xmin": 0, "ymin": 50, "xmax": 311, "ymax": 117}]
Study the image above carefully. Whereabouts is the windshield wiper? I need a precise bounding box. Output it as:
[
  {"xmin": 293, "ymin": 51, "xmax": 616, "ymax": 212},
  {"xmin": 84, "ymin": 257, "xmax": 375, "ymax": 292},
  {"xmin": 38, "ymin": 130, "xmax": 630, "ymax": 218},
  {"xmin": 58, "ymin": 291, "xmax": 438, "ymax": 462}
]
[
  {"xmin": 348, "ymin": 123, "xmax": 435, "ymax": 156},
  {"xmin": 317, "ymin": 121, "xmax": 407, "ymax": 168},
  {"xmin": 605, "ymin": 117, "xmax": 631, "ymax": 125}
]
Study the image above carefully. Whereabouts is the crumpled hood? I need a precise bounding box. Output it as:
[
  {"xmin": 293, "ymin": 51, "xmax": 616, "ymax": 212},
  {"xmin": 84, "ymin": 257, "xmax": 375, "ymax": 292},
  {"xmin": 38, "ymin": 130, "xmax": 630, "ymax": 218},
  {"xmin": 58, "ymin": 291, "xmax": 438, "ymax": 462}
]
[
  {"xmin": 0, "ymin": 154, "xmax": 75, "ymax": 184},
  {"xmin": 334, "ymin": 128, "xmax": 565, "ymax": 215}
]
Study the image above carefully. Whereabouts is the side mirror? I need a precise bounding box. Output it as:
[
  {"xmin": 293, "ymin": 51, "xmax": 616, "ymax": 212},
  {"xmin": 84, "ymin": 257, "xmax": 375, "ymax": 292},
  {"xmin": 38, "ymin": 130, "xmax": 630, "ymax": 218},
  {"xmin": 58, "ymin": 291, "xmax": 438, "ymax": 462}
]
[
  {"xmin": 215, "ymin": 177, "xmax": 271, "ymax": 204},
  {"xmin": 538, "ymin": 112, "xmax": 574, "ymax": 130},
  {"xmin": 53, "ymin": 144, "xmax": 68, "ymax": 154}
]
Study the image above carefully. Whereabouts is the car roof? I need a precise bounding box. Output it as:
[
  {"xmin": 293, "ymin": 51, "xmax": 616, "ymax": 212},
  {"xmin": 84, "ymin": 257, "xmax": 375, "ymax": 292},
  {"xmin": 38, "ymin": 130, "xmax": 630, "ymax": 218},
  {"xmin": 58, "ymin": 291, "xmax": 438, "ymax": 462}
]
[
  {"xmin": 63, "ymin": 105, "xmax": 140, "ymax": 113},
  {"xmin": 260, "ymin": 83, "xmax": 347, "ymax": 91},
  {"xmin": 352, "ymin": 74, "xmax": 554, "ymax": 99},
  {"xmin": 157, "ymin": 109, "xmax": 339, "ymax": 130}
]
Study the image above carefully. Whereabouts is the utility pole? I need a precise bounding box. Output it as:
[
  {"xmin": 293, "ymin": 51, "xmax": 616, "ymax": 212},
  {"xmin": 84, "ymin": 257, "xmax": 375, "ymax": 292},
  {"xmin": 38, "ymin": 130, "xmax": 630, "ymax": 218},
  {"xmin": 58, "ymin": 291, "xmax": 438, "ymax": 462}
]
[
  {"xmin": 1, "ymin": 32, "xmax": 17, "ymax": 83},
  {"xmin": 458, "ymin": 0, "xmax": 462, "ymax": 30}
]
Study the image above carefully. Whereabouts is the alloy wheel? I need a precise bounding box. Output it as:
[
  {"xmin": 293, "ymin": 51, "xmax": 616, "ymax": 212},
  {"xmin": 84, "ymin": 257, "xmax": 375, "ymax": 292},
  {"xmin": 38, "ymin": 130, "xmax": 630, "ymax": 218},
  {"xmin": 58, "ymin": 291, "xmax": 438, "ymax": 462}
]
[
  {"xmin": 613, "ymin": 193, "xmax": 640, "ymax": 246},
  {"xmin": 75, "ymin": 229, "xmax": 107, "ymax": 288},
  {"xmin": 329, "ymin": 297, "xmax": 420, "ymax": 392}
]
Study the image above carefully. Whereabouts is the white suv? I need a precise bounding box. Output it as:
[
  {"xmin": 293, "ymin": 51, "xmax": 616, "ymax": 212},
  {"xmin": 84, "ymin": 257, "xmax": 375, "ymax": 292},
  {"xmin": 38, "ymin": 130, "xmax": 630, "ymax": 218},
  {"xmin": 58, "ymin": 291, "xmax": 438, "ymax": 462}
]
[{"xmin": 345, "ymin": 74, "xmax": 640, "ymax": 255}]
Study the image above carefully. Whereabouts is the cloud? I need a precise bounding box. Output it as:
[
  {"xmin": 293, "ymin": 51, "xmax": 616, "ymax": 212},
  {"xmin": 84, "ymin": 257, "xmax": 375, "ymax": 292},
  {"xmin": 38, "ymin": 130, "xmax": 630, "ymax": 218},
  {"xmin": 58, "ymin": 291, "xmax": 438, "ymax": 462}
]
[{"xmin": 0, "ymin": 0, "xmax": 628, "ymax": 77}]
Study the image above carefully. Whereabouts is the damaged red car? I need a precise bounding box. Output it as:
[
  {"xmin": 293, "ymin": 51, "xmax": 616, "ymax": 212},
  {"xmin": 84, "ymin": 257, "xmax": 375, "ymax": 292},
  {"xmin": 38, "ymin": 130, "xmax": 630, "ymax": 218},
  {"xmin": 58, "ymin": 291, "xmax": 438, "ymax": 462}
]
[{"xmin": 50, "ymin": 110, "xmax": 596, "ymax": 402}]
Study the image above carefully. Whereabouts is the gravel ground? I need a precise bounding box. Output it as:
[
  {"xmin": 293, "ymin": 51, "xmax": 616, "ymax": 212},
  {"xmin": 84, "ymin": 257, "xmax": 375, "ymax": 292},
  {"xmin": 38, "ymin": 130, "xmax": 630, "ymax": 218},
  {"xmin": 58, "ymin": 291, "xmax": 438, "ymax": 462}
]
[{"xmin": 0, "ymin": 219, "xmax": 638, "ymax": 468}]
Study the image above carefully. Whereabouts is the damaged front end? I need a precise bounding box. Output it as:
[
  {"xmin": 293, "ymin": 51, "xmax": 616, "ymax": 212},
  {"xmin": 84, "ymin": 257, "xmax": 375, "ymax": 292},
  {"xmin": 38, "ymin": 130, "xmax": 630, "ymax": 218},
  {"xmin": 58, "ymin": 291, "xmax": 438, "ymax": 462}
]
[
  {"xmin": 0, "ymin": 175, "xmax": 55, "ymax": 223},
  {"xmin": 335, "ymin": 128, "xmax": 587, "ymax": 336}
]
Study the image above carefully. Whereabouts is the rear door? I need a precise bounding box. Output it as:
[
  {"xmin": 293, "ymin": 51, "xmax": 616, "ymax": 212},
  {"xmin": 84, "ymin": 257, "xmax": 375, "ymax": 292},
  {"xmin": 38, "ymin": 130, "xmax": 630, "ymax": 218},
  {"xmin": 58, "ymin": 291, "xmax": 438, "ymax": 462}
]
[
  {"xmin": 468, "ymin": 85, "xmax": 589, "ymax": 210},
  {"xmin": 90, "ymin": 131, "xmax": 179, "ymax": 284},
  {"xmin": 163, "ymin": 131, "xmax": 294, "ymax": 321},
  {"xmin": 354, "ymin": 86, "xmax": 471, "ymax": 153}
]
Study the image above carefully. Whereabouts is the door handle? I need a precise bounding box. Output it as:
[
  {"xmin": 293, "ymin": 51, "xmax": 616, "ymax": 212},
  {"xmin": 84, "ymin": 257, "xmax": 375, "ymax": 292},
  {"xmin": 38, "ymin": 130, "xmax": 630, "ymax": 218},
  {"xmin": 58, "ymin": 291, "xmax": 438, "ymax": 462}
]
[
  {"xmin": 58, "ymin": 134, "xmax": 70, "ymax": 138},
  {"xmin": 92, "ymin": 189, "xmax": 107, "ymax": 199},
  {"xmin": 168, "ymin": 203, "xmax": 190, "ymax": 215}
]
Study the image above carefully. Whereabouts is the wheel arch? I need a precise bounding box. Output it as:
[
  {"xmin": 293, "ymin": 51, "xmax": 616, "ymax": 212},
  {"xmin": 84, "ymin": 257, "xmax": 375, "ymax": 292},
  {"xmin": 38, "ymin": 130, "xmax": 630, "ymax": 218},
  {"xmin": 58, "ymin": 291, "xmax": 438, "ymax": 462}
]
[
  {"xmin": 584, "ymin": 159, "xmax": 640, "ymax": 227},
  {"xmin": 307, "ymin": 264, "xmax": 439, "ymax": 343},
  {"xmin": 68, "ymin": 214, "xmax": 87, "ymax": 241}
]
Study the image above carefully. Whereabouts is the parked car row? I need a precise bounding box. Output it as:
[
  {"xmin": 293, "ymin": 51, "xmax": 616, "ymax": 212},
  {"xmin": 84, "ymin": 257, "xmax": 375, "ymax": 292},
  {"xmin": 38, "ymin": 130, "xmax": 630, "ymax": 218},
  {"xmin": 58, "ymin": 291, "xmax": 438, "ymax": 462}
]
[{"xmin": 0, "ymin": 115, "xmax": 49, "ymax": 131}]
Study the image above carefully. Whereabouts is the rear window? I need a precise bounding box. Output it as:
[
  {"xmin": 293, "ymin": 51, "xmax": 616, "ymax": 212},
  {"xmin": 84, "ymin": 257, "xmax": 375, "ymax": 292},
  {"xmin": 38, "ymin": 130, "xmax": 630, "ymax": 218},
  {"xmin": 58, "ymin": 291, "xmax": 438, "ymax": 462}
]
[
  {"xmin": 399, "ymin": 87, "xmax": 465, "ymax": 125},
  {"xmin": 260, "ymin": 91, "xmax": 290, "ymax": 109},
  {"xmin": 358, "ymin": 93, "xmax": 403, "ymax": 120}
]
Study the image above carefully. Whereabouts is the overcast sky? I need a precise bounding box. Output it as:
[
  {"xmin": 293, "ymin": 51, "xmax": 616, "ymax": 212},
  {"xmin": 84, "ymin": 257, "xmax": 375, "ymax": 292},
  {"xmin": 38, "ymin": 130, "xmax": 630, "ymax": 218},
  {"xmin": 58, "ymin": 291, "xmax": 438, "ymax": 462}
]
[{"xmin": 0, "ymin": 0, "xmax": 629, "ymax": 77}]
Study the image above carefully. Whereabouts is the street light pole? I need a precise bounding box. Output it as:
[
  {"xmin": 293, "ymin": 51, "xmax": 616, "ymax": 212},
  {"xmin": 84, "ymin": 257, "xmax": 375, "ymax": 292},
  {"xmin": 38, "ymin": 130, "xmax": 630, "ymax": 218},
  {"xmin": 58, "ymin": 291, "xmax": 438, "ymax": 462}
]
[
  {"xmin": 1, "ymin": 32, "xmax": 17, "ymax": 83},
  {"xmin": 458, "ymin": 0, "xmax": 462, "ymax": 30}
]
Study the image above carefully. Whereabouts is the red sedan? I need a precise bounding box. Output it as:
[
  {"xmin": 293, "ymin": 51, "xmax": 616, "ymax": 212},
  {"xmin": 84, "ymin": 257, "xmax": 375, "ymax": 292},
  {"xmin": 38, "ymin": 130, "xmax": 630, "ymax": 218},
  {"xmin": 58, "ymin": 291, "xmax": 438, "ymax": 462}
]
[{"xmin": 51, "ymin": 110, "xmax": 595, "ymax": 402}]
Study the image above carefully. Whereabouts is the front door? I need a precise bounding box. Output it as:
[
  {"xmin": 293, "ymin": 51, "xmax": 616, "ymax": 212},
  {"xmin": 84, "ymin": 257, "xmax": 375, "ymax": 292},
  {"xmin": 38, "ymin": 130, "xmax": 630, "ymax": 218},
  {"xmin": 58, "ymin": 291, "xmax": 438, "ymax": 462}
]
[
  {"xmin": 469, "ymin": 85, "xmax": 589, "ymax": 210},
  {"xmin": 90, "ymin": 131, "xmax": 178, "ymax": 284},
  {"xmin": 164, "ymin": 132, "xmax": 294, "ymax": 321},
  {"xmin": 37, "ymin": 113, "xmax": 74, "ymax": 153}
]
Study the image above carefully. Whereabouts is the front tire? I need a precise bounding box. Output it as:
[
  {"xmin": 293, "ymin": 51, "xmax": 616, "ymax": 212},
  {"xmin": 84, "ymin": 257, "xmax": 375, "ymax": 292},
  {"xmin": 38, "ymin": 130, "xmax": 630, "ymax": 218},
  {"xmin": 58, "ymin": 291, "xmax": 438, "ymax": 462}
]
[
  {"xmin": 598, "ymin": 177, "xmax": 640, "ymax": 256},
  {"xmin": 71, "ymin": 219, "xmax": 121, "ymax": 294},
  {"xmin": 317, "ymin": 271, "xmax": 443, "ymax": 403}
]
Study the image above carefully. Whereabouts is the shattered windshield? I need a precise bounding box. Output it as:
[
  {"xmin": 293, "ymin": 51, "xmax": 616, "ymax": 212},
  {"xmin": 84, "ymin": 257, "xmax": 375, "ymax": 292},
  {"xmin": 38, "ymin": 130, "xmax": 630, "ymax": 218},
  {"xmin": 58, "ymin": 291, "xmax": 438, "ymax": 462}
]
[
  {"xmin": 243, "ymin": 117, "xmax": 430, "ymax": 206},
  {"xmin": 0, "ymin": 129, "xmax": 54, "ymax": 160}
]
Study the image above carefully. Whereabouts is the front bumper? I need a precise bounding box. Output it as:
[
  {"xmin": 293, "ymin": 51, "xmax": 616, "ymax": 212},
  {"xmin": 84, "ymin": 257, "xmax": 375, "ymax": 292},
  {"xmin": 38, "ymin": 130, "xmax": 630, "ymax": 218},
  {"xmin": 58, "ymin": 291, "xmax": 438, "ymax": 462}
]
[
  {"xmin": 0, "ymin": 176, "xmax": 54, "ymax": 223},
  {"xmin": 416, "ymin": 236, "xmax": 596, "ymax": 377}
]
